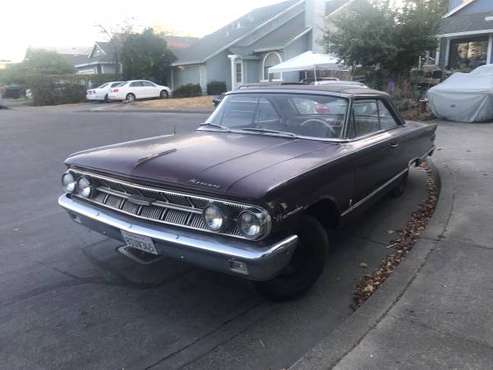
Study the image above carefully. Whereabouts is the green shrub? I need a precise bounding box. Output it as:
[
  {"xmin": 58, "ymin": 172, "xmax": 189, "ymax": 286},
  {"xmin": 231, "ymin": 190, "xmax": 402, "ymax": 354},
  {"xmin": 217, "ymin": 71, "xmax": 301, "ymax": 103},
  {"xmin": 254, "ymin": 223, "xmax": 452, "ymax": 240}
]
[
  {"xmin": 206, "ymin": 81, "xmax": 227, "ymax": 95},
  {"xmin": 173, "ymin": 83, "xmax": 202, "ymax": 98},
  {"xmin": 29, "ymin": 75, "xmax": 85, "ymax": 106}
]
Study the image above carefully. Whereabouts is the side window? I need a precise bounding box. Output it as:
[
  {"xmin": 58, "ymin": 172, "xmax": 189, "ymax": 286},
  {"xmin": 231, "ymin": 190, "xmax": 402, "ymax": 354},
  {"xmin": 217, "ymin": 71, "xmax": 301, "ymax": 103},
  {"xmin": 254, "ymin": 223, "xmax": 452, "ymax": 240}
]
[
  {"xmin": 255, "ymin": 98, "xmax": 280, "ymax": 123},
  {"xmin": 350, "ymin": 100, "xmax": 380, "ymax": 138},
  {"xmin": 142, "ymin": 81, "xmax": 155, "ymax": 87},
  {"xmin": 378, "ymin": 101, "xmax": 399, "ymax": 130},
  {"xmin": 130, "ymin": 81, "xmax": 143, "ymax": 87}
]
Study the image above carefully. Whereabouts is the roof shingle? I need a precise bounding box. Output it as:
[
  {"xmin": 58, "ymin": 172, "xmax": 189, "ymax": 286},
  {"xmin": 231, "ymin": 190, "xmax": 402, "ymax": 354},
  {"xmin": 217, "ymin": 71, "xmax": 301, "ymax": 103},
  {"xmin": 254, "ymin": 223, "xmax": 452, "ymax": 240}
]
[{"xmin": 173, "ymin": 0, "xmax": 301, "ymax": 64}]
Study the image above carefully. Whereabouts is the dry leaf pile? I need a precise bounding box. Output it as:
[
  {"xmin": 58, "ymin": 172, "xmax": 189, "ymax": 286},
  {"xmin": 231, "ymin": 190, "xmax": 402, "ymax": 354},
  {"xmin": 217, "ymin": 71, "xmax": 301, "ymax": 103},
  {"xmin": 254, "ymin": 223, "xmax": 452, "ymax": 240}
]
[{"xmin": 352, "ymin": 163, "xmax": 438, "ymax": 309}]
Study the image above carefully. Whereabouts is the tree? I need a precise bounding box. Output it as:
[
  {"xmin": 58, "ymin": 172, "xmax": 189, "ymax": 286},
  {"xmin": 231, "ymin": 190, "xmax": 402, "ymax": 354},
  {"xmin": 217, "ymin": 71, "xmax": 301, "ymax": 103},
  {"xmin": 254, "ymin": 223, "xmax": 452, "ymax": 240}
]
[
  {"xmin": 324, "ymin": 0, "xmax": 447, "ymax": 76},
  {"xmin": 23, "ymin": 49, "xmax": 75, "ymax": 74},
  {"xmin": 0, "ymin": 49, "xmax": 75, "ymax": 84},
  {"xmin": 120, "ymin": 28, "xmax": 176, "ymax": 84}
]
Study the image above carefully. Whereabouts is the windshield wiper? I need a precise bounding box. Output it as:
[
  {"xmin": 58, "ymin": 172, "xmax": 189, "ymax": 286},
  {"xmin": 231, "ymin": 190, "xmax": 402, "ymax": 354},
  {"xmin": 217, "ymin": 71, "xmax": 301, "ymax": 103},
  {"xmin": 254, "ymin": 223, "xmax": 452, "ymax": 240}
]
[
  {"xmin": 240, "ymin": 127, "xmax": 298, "ymax": 138},
  {"xmin": 200, "ymin": 122, "xmax": 230, "ymax": 131}
]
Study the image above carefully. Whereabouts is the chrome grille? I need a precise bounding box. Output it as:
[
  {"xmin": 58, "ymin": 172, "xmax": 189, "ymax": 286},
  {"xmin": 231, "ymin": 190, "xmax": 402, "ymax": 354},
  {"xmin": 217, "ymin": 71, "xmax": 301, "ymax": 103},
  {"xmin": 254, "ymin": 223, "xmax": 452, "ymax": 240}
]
[{"xmin": 68, "ymin": 169, "xmax": 266, "ymax": 240}]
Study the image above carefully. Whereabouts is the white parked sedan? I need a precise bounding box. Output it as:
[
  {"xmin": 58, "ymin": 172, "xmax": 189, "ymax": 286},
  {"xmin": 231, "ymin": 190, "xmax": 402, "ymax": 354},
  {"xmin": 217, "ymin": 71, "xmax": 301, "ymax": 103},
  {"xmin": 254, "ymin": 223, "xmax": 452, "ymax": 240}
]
[
  {"xmin": 86, "ymin": 81, "xmax": 125, "ymax": 102},
  {"xmin": 108, "ymin": 80, "xmax": 172, "ymax": 102}
]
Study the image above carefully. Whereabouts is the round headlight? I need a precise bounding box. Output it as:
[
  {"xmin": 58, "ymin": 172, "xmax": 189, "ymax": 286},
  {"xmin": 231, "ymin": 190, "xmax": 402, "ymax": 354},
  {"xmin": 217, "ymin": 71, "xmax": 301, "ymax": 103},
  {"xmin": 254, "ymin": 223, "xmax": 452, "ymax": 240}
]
[
  {"xmin": 238, "ymin": 210, "xmax": 269, "ymax": 239},
  {"xmin": 61, "ymin": 172, "xmax": 76, "ymax": 193},
  {"xmin": 203, "ymin": 204, "xmax": 226, "ymax": 231},
  {"xmin": 77, "ymin": 176, "xmax": 93, "ymax": 198}
]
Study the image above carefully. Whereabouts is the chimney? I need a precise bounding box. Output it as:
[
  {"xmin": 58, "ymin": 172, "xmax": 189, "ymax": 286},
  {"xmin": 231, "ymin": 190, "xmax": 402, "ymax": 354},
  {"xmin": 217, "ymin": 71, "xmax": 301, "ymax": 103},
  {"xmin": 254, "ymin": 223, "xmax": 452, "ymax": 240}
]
[{"xmin": 305, "ymin": 0, "xmax": 327, "ymax": 53}]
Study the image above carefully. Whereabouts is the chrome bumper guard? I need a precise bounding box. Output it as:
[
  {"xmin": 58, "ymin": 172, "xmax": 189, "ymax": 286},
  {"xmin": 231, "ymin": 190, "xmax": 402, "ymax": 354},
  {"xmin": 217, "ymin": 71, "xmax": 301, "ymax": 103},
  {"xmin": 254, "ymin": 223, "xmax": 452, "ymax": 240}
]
[{"xmin": 59, "ymin": 195, "xmax": 298, "ymax": 281}]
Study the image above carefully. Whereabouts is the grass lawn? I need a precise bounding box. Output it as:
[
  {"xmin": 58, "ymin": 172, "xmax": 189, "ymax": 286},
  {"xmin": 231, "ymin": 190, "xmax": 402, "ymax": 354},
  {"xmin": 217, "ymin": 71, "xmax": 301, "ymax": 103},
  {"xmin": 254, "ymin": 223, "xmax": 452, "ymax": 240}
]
[{"xmin": 133, "ymin": 96, "xmax": 214, "ymax": 111}]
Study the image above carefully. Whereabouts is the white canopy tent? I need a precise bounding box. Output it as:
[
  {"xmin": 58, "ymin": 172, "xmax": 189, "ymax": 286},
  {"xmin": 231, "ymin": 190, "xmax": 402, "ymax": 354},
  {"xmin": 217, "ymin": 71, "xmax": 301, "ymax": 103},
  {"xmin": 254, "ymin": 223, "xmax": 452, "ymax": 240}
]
[{"xmin": 268, "ymin": 51, "xmax": 346, "ymax": 81}]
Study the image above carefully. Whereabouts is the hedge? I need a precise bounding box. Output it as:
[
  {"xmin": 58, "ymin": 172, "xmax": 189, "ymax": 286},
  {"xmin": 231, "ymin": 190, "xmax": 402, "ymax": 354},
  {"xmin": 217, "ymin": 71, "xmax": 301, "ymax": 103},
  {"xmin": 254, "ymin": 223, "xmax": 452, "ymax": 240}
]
[
  {"xmin": 29, "ymin": 76, "xmax": 82, "ymax": 106},
  {"xmin": 27, "ymin": 74, "xmax": 121, "ymax": 106},
  {"xmin": 173, "ymin": 83, "xmax": 202, "ymax": 98},
  {"xmin": 206, "ymin": 81, "xmax": 227, "ymax": 95}
]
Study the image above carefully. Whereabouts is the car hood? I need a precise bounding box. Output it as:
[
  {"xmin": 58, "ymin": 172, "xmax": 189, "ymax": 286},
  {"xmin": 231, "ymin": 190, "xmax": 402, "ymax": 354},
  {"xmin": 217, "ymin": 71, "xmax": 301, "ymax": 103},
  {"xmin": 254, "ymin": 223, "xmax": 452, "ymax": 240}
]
[{"xmin": 66, "ymin": 130, "xmax": 342, "ymax": 200}]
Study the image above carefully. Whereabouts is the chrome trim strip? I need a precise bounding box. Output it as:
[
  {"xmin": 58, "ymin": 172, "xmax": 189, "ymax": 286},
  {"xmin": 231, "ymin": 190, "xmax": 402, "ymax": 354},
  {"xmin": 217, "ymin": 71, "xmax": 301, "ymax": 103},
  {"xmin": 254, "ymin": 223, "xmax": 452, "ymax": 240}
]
[
  {"xmin": 341, "ymin": 146, "xmax": 434, "ymax": 217},
  {"xmin": 68, "ymin": 169, "xmax": 272, "ymax": 240},
  {"xmin": 94, "ymin": 186, "xmax": 203, "ymax": 214},
  {"xmin": 69, "ymin": 169, "xmax": 260, "ymax": 209},
  {"xmin": 73, "ymin": 195, "xmax": 259, "ymax": 240},
  {"xmin": 341, "ymin": 168, "xmax": 409, "ymax": 217},
  {"xmin": 58, "ymin": 194, "xmax": 297, "ymax": 265}
]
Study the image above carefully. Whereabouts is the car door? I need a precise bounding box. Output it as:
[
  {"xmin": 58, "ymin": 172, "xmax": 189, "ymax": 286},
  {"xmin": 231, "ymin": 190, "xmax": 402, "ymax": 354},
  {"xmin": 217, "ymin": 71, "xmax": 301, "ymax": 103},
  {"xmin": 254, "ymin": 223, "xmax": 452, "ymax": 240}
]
[
  {"xmin": 129, "ymin": 81, "xmax": 145, "ymax": 99},
  {"xmin": 94, "ymin": 83, "xmax": 108, "ymax": 99},
  {"xmin": 347, "ymin": 98, "xmax": 403, "ymax": 205},
  {"xmin": 142, "ymin": 81, "xmax": 159, "ymax": 98}
]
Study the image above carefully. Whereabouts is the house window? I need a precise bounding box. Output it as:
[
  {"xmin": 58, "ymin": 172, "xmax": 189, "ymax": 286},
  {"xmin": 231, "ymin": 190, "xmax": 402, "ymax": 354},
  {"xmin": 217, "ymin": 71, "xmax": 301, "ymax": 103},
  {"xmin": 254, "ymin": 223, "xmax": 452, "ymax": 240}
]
[
  {"xmin": 235, "ymin": 62, "xmax": 242, "ymax": 84},
  {"xmin": 449, "ymin": 36, "xmax": 488, "ymax": 70},
  {"xmin": 263, "ymin": 52, "xmax": 282, "ymax": 81}
]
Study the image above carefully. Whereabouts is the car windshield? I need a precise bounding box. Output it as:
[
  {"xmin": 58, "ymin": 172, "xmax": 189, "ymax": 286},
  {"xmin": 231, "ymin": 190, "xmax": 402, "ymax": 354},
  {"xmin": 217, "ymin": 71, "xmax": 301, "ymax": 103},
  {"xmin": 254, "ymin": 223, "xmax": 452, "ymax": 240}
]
[{"xmin": 204, "ymin": 93, "xmax": 348, "ymax": 139}]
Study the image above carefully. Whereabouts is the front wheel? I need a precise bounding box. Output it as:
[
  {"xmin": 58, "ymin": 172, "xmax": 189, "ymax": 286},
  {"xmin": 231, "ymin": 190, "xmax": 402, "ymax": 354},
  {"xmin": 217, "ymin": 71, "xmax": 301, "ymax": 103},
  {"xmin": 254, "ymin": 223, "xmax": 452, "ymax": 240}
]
[
  {"xmin": 160, "ymin": 90, "xmax": 169, "ymax": 99},
  {"xmin": 253, "ymin": 216, "xmax": 329, "ymax": 301},
  {"xmin": 126, "ymin": 93, "xmax": 136, "ymax": 102}
]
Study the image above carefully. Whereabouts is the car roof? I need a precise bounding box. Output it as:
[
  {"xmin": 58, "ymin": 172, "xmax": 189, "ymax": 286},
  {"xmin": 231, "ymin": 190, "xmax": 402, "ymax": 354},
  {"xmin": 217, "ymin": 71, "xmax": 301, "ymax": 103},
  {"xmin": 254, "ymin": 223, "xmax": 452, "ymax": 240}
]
[{"xmin": 230, "ymin": 83, "xmax": 389, "ymax": 98}]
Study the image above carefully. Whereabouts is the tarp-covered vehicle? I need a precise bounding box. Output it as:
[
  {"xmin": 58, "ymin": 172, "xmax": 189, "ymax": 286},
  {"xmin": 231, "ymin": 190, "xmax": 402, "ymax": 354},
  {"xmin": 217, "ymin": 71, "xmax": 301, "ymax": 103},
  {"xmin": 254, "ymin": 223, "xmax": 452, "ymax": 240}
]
[{"xmin": 427, "ymin": 65, "xmax": 493, "ymax": 123}]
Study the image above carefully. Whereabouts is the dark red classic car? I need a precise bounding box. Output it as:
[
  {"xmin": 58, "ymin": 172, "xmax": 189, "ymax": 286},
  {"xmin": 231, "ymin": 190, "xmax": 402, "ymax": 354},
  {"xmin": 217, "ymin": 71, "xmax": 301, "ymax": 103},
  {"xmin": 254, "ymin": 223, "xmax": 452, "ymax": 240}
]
[{"xmin": 59, "ymin": 84, "xmax": 436, "ymax": 300}]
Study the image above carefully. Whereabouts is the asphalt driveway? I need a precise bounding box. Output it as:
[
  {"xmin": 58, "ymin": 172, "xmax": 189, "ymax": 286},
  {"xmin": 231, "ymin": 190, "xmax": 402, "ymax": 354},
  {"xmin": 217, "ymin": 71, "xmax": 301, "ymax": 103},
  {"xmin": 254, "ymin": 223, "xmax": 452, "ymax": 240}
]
[{"xmin": 0, "ymin": 107, "xmax": 429, "ymax": 369}]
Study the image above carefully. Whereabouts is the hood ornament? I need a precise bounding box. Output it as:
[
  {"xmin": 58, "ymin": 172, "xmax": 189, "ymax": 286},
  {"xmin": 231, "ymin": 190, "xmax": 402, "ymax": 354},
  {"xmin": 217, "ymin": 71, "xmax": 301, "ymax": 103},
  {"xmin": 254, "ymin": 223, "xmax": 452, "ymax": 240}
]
[{"xmin": 135, "ymin": 148, "xmax": 177, "ymax": 167}]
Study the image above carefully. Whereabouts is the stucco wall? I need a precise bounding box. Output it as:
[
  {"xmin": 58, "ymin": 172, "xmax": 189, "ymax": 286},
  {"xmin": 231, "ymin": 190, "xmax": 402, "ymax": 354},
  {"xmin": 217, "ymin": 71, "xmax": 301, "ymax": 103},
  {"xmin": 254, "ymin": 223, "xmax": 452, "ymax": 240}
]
[
  {"xmin": 244, "ymin": 59, "xmax": 260, "ymax": 83},
  {"xmin": 205, "ymin": 52, "xmax": 232, "ymax": 90},
  {"xmin": 101, "ymin": 65, "xmax": 117, "ymax": 74},
  {"xmin": 173, "ymin": 64, "xmax": 202, "ymax": 90}
]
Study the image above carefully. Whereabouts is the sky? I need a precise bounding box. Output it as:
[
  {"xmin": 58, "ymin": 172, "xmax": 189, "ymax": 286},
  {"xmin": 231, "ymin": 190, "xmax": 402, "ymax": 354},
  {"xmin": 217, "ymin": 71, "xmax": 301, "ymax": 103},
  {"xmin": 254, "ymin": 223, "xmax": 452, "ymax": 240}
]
[{"xmin": 0, "ymin": 0, "xmax": 284, "ymax": 62}]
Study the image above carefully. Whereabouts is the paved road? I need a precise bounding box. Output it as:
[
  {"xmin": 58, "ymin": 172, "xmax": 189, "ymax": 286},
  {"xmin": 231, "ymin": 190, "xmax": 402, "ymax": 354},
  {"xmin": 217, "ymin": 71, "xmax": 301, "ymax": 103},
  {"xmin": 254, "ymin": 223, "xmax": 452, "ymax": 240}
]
[{"xmin": 0, "ymin": 107, "xmax": 428, "ymax": 370}]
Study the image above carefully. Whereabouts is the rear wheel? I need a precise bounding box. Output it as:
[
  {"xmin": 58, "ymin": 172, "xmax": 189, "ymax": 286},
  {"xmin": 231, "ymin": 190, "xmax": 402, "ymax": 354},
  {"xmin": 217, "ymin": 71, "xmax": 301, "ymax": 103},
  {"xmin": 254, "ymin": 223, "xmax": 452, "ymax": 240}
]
[
  {"xmin": 390, "ymin": 171, "xmax": 409, "ymax": 198},
  {"xmin": 160, "ymin": 90, "xmax": 169, "ymax": 99},
  {"xmin": 104, "ymin": 94, "xmax": 109, "ymax": 103},
  {"xmin": 253, "ymin": 216, "xmax": 329, "ymax": 301},
  {"xmin": 126, "ymin": 93, "xmax": 136, "ymax": 102}
]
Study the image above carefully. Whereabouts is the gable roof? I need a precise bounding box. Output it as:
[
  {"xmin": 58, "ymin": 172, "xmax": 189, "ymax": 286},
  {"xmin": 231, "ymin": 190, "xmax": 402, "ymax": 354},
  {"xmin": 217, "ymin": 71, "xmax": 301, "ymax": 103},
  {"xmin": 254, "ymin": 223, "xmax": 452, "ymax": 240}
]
[
  {"xmin": 438, "ymin": 10, "xmax": 493, "ymax": 36},
  {"xmin": 173, "ymin": 0, "xmax": 302, "ymax": 65},
  {"xmin": 443, "ymin": 0, "xmax": 478, "ymax": 18},
  {"xmin": 60, "ymin": 53, "xmax": 90, "ymax": 66}
]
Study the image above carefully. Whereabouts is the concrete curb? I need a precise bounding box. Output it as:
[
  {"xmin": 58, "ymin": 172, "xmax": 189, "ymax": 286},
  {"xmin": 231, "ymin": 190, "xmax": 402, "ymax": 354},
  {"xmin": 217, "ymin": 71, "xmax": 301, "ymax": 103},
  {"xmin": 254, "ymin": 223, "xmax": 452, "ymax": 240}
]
[{"xmin": 290, "ymin": 160, "xmax": 454, "ymax": 370}]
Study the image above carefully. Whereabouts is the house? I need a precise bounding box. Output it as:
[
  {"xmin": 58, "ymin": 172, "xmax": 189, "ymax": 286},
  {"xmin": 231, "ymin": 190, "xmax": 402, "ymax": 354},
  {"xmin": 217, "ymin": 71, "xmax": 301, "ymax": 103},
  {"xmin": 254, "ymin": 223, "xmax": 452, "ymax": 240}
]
[
  {"xmin": 437, "ymin": 0, "xmax": 493, "ymax": 70},
  {"xmin": 171, "ymin": 0, "xmax": 350, "ymax": 92},
  {"xmin": 74, "ymin": 41, "xmax": 121, "ymax": 75},
  {"xmin": 74, "ymin": 36, "xmax": 198, "ymax": 75}
]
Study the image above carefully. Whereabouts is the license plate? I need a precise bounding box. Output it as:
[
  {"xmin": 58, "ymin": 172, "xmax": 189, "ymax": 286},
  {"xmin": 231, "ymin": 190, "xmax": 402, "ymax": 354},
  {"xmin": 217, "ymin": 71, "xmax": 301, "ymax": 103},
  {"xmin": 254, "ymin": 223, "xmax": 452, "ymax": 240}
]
[{"xmin": 121, "ymin": 230, "xmax": 158, "ymax": 255}]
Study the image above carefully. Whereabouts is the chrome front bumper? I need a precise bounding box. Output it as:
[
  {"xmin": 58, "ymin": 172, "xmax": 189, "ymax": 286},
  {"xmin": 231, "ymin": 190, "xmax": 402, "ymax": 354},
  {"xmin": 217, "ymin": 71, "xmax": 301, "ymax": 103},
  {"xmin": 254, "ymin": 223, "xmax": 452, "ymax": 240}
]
[{"xmin": 58, "ymin": 195, "xmax": 298, "ymax": 281}]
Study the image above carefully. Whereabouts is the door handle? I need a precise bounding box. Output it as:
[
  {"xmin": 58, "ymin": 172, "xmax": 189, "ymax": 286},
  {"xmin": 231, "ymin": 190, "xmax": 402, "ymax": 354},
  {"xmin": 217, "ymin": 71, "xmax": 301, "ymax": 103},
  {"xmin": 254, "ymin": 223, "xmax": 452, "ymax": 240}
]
[{"xmin": 389, "ymin": 142, "xmax": 400, "ymax": 148}]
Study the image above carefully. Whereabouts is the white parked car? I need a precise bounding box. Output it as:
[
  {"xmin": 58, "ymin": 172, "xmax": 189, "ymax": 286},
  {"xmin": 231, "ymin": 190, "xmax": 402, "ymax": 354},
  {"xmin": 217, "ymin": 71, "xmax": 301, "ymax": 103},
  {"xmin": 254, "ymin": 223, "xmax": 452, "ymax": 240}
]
[
  {"xmin": 108, "ymin": 80, "xmax": 172, "ymax": 102},
  {"xmin": 86, "ymin": 81, "xmax": 125, "ymax": 102}
]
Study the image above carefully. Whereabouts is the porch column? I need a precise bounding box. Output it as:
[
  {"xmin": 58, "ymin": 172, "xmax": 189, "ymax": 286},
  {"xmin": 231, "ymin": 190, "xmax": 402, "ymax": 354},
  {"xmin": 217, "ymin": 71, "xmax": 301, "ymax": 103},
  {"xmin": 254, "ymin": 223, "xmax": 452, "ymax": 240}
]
[
  {"xmin": 488, "ymin": 34, "xmax": 493, "ymax": 64},
  {"xmin": 435, "ymin": 37, "xmax": 441, "ymax": 66},
  {"xmin": 228, "ymin": 55, "xmax": 238, "ymax": 90}
]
